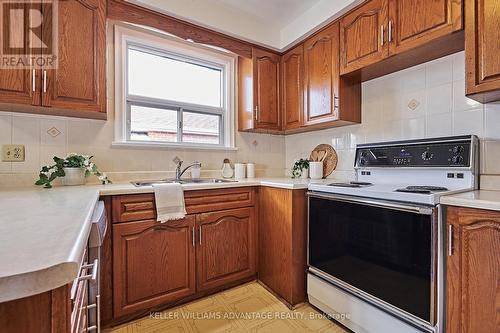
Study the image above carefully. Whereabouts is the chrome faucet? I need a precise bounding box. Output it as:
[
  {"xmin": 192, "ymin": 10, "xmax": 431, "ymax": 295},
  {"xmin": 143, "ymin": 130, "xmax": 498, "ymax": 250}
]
[{"xmin": 173, "ymin": 157, "xmax": 201, "ymax": 181}]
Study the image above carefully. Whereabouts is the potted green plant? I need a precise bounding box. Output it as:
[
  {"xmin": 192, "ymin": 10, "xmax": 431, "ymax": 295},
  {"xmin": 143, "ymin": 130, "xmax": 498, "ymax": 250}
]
[
  {"xmin": 291, "ymin": 158, "xmax": 310, "ymax": 179},
  {"xmin": 36, "ymin": 153, "xmax": 111, "ymax": 188}
]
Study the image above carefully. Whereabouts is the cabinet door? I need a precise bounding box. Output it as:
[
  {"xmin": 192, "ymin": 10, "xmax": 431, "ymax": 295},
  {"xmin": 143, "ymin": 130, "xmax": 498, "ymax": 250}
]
[
  {"xmin": 303, "ymin": 22, "xmax": 340, "ymax": 126},
  {"xmin": 113, "ymin": 217, "xmax": 196, "ymax": 318},
  {"xmin": 340, "ymin": 0, "xmax": 388, "ymax": 74},
  {"xmin": 196, "ymin": 207, "xmax": 256, "ymax": 291},
  {"xmin": 0, "ymin": 1, "xmax": 41, "ymax": 106},
  {"xmin": 281, "ymin": 45, "xmax": 304, "ymax": 131},
  {"xmin": 465, "ymin": 0, "xmax": 500, "ymax": 103},
  {"xmin": 389, "ymin": 0, "xmax": 462, "ymax": 55},
  {"xmin": 446, "ymin": 207, "xmax": 500, "ymax": 333},
  {"xmin": 42, "ymin": 0, "xmax": 106, "ymax": 113},
  {"xmin": 253, "ymin": 48, "xmax": 281, "ymax": 130}
]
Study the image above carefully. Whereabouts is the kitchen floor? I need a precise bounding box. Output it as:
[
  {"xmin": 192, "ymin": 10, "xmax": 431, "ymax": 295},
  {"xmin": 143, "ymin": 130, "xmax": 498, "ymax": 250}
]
[{"xmin": 109, "ymin": 282, "xmax": 349, "ymax": 333}]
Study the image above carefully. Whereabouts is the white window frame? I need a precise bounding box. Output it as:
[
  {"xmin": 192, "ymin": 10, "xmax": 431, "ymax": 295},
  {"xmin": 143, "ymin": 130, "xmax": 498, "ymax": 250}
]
[{"xmin": 113, "ymin": 24, "xmax": 236, "ymax": 150}]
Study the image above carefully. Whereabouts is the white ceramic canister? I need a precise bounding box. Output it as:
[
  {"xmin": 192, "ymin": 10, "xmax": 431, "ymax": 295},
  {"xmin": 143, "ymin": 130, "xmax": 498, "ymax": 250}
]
[
  {"xmin": 309, "ymin": 161, "xmax": 323, "ymax": 180},
  {"xmin": 234, "ymin": 163, "xmax": 246, "ymax": 179},
  {"xmin": 62, "ymin": 167, "xmax": 86, "ymax": 186},
  {"xmin": 246, "ymin": 163, "xmax": 255, "ymax": 178}
]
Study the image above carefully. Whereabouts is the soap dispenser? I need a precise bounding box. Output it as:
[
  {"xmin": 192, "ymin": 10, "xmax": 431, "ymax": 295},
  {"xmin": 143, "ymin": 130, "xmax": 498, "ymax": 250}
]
[{"xmin": 221, "ymin": 158, "xmax": 234, "ymax": 178}]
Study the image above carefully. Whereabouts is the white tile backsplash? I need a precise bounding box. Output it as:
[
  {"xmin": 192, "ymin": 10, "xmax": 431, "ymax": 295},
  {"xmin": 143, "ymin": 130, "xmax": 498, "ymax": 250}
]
[
  {"xmin": 453, "ymin": 107, "xmax": 484, "ymax": 136},
  {"xmin": 40, "ymin": 118, "xmax": 67, "ymax": 146},
  {"xmin": 0, "ymin": 115, "xmax": 12, "ymax": 172},
  {"xmin": 484, "ymin": 103, "xmax": 500, "ymax": 140},
  {"xmin": 427, "ymin": 83, "xmax": 452, "ymax": 115},
  {"xmin": 285, "ymin": 51, "xmax": 500, "ymax": 179}
]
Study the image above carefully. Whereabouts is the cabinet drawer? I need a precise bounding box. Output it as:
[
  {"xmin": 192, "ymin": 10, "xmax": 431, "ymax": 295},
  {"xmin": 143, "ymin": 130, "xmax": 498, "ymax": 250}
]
[{"xmin": 112, "ymin": 187, "xmax": 256, "ymax": 223}]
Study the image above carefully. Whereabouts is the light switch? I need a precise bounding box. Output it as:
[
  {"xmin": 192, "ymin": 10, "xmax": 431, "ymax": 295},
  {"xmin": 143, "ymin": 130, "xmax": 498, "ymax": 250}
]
[{"xmin": 2, "ymin": 144, "xmax": 25, "ymax": 162}]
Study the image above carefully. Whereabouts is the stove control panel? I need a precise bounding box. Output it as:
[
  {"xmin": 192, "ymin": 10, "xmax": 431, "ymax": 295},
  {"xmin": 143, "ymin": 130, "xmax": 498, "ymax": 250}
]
[{"xmin": 355, "ymin": 136, "xmax": 476, "ymax": 168}]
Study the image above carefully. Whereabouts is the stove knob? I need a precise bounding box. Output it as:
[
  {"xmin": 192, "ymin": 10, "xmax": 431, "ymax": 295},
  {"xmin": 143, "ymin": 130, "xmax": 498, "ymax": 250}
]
[
  {"xmin": 421, "ymin": 151, "xmax": 433, "ymax": 161},
  {"xmin": 452, "ymin": 146, "xmax": 464, "ymax": 154},
  {"xmin": 452, "ymin": 155, "xmax": 464, "ymax": 164}
]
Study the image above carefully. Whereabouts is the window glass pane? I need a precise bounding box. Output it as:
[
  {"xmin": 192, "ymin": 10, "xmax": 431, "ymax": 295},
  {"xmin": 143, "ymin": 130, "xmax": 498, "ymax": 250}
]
[
  {"xmin": 182, "ymin": 112, "xmax": 220, "ymax": 144},
  {"xmin": 130, "ymin": 105, "xmax": 178, "ymax": 142},
  {"xmin": 128, "ymin": 48, "xmax": 222, "ymax": 107}
]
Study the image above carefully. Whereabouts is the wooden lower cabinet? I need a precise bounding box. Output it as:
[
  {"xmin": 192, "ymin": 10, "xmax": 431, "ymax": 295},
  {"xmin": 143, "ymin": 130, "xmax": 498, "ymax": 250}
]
[
  {"xmin": 258, "ymin": 187, "xmax": 307, "ymax": 307},
  {"xmin": 446, "ymin": 206, "xmax": 500, "ymax": 333},
  {"xmin": 109, "ymin": 188, "xmax": 258, "ymax": 322},
  {"xmin": 196, "ymin": 207, "xmax": 257, "ymax": 291},
  {"xmin": 112, "ymin": 216, "xmax": 196, "ymax": 318}
]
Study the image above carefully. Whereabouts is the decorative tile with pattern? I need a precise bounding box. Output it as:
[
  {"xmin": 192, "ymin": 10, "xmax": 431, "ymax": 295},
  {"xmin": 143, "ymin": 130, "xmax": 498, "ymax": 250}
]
[{"xmin": 108, "ymin": 282, "xmax": 349, "ymax": 333}]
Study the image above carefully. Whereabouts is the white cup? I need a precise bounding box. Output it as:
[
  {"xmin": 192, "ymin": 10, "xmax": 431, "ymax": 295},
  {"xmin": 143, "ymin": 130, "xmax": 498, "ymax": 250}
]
[
  {"xmin": 309, "ymin": 161, "xmax": 323, "ymax": 180},
  {"xmin": 246, "ymin": 163, "xmax": 255, "ymax": 178},
  {"xmin": 234, "ymin": 163, "xmax": 246, "ymax": 179}
]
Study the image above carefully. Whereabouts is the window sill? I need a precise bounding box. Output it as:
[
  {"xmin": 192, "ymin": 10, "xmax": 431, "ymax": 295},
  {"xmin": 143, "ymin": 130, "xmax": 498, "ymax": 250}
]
[{"xmin": 111, "ymin": 141, "xmax": 238, "ymax": 151}]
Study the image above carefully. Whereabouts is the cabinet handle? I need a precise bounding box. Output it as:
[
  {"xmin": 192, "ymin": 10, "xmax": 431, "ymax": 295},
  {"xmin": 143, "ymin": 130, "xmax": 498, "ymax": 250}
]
[
  {"xmin": 79, "ymin": 259, "xmax": 98, "ymax": 282},
  {"xmin": 199, "ymin": 225, "xmax": 202, "ymax": 245},
  {"xmin": 254, "ymin": 106, "xmax": 259, "ymax": 121},
  {"xmin": 32, "ymin": 69, "xmax": 36, "ymax": 92},
  {"xmin": 388, "ymin": 20, "xmax": 393, "ymax": 43},
  {"xmin": 447, "ymin": 224, "xmax": 454, "ymax": 256},
  {"xmin": 43, "ymin": 70, "xmax": 47, "ymax": 93},
  {"xmin": 334, "ymin": 96, "xmax": 339, "ymax": 110},
  {"xmin": 192, "ymin": 227, "xmax": 195, "ymax": 247},
  {"xmin": 96, "ymin": 294, "xmax": 101, "ymax": 333},
  {"xmin": 380, "ymin": 25, "xmax": 384, "ymax": 46}
]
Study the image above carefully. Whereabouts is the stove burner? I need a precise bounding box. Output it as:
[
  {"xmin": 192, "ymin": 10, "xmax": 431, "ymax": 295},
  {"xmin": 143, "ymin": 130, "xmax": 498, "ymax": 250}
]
[
  {"xmin": 395, "ymin": 185, "xmax": 449, "ymax": 194},
  {"xmin": 328, "ymin": 181, "xmax": 373, "ymax": 188}
]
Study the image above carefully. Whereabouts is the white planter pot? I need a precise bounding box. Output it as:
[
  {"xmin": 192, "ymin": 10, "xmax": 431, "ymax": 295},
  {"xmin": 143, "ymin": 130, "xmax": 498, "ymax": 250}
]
[
  {"xmin": 62, "ymin": 167, "xmax": 86, "ymax": 186},
  {"xmin": 300, "ymin": 168, "xmax": 309, "ymax": 179}
]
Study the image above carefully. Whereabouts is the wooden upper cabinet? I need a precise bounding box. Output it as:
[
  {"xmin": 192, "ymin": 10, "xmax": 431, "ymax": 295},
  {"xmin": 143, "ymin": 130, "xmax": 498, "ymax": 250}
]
[
  {"xmin": 340, "ymin": 0, "xmax": 388, "ymax": 74},
  {"xmin": 253, "ymin": 48, "xmax": 281, "ymax": 131},
  {"xmin": 446, "ymin": 206, "xmax": 500, "ymax": 333},
  {"xmin": 465, "ymin": 0, "xmax": 500, "ymax": 102},
  {"xmin": 42, "ymin": 0, "xmax": 106, "ymax": 113},
  {"xmin": 196, "ymin": 207, "xmax": 256, "ymax": 292},
  {"xmin": 303, "ymin": 22, "xmax": 341, "ymax": 125},
  {"xmin": 113, "ymin": 217, "xmax": 196, "ymax": 318},
  {"xmin": 281, "ymin": 45, "xmax": 304, "ymax": 131},
  {"xmin": 389, "ymin": 0, "xmax": 463, "ymax": 55},
  {"xmin": 0, "ymin": 1, "xmax": 41, "ymax": 106}
]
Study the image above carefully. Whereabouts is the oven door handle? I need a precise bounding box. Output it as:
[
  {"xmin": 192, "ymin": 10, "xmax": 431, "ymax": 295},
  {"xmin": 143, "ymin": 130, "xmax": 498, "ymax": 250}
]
[{"xmin": 307, "ymin": 192, "xmax": 434, "ymax": 215}]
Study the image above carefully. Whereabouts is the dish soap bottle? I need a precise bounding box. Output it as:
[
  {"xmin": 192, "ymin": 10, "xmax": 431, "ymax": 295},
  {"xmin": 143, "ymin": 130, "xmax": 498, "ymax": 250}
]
[{"xmin": 221, "ymin": 158, "xmax": 234, "ymax": 178}]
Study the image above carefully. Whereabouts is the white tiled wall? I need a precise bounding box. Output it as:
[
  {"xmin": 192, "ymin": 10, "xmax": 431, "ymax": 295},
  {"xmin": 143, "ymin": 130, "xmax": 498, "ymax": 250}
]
[
  {"xmin": 0, "ymin": 111, "xmax": 285, "ymax": 185},
  {"xmin": 285, "ymin": 51, "xmax": 500, "ymax": 180}
]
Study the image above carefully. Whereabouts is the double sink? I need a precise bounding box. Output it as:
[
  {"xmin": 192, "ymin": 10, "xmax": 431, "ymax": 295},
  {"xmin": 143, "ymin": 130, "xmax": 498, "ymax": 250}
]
[{"xmin": 132, "ymin": 178, "xmax": 237, "ymax": 187}]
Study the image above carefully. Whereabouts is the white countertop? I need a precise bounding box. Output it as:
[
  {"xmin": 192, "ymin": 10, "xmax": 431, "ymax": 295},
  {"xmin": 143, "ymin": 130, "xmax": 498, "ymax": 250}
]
[
  {"xmin": 0, "ymin": 187, "xmax": 99, "ymax": 302},
  {"xmin": 441, "ymin": 190, "xmax": 500, "ymax": 212},
  {"xmin": 0, "ymin": 177, "xmax": 326, "ymax": 302}
]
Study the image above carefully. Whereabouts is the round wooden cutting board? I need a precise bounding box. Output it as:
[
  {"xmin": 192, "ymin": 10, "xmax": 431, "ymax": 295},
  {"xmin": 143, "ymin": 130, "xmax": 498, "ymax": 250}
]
[{"xmin": 309, "ymin": 144, "xmax": 338, "ymax": 178}]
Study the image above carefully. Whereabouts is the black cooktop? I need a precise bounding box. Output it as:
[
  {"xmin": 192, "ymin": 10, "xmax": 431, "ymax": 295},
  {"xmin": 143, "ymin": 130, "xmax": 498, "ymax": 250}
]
[
  {"xmin": 395, "ymin": 186, "xmax": 449, "ymax": 194},
  {"xmin": 328, "ymin": 181, "xmax": 373, "ymax": 188}
]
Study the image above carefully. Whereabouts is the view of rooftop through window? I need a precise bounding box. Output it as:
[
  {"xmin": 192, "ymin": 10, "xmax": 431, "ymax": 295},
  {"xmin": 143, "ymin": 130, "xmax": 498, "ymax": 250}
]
[{"xmin": 126, "ymin": 46, "xmax": 224, "ymax": 145}]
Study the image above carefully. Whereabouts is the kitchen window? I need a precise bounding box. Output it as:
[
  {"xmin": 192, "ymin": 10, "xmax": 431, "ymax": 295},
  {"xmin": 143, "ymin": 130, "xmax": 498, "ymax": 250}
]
[{"xmin": 114, "ymin": 25, "xmax": 236, "ymax": 149}]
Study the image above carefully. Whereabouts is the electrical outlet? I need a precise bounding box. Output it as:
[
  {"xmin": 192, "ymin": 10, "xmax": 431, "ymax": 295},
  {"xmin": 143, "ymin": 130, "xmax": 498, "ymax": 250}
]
[{"xmin": 2, "ymin": 145, "xmax": 25, "ymax": 162}]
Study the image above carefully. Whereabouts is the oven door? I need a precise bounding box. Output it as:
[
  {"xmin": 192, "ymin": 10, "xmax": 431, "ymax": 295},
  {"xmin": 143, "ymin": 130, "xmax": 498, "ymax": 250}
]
[{"xmin": 307, "ymin": 192, "xmax": 438, "ymax": 328}]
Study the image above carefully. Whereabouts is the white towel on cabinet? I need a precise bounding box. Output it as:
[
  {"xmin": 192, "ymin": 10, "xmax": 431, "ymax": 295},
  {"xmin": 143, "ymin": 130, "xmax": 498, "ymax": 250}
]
[{"xmin": 153, "ymin": 183, "xmax": 186, "ymax": 222}]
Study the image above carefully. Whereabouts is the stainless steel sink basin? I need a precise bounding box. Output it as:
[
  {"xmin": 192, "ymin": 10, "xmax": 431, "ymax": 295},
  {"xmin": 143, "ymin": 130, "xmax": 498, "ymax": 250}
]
[{"xmin": 131, "ymin": 178, "xmax": 237, "ymax": 187}]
